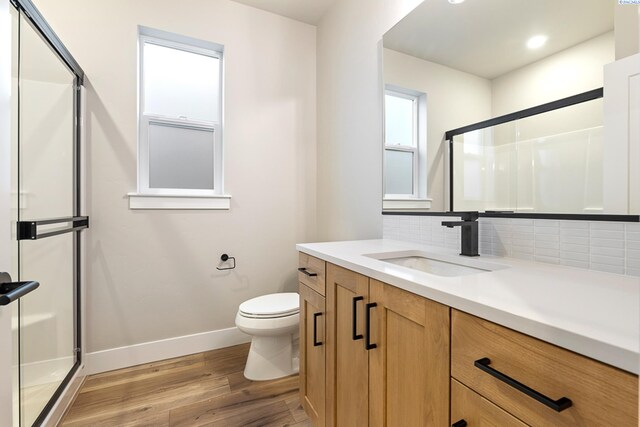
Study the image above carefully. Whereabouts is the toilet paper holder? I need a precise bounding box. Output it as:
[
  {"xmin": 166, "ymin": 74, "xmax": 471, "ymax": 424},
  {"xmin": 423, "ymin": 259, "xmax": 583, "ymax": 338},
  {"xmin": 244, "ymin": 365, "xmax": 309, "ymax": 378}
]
[{"xmin": 217, "ymin": 254, "xmax": 236, "ymax": 270}]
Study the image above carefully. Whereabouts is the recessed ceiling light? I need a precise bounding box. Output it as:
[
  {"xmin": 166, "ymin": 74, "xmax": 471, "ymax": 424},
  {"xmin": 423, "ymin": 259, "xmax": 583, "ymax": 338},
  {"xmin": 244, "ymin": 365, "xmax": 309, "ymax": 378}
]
[
  {"xmin": 448, "ymin": 0, "xmax": 465, "ymax": 4},
  {"xmin": 527, "ymin": 35, "xmax": 548, "ymax": 49}
]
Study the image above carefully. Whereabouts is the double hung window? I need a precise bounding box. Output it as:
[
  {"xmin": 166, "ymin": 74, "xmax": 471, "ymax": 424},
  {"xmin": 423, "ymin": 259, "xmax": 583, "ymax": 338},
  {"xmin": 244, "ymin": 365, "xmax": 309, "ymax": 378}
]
[{"xmin": 138, "ymin": 27, "xmax": 224, "ymax": 197}]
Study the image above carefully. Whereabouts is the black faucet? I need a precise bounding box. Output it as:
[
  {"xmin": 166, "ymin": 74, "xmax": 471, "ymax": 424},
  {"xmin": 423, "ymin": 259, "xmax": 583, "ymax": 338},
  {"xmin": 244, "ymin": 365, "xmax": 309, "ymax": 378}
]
[{"xmin": 442, "ymin": 212, "xmax": 479, "ymax": 257}]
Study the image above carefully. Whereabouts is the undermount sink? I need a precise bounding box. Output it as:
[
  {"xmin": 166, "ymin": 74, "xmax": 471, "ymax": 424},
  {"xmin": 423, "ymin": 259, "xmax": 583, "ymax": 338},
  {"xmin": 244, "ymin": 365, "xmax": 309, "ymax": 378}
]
[{"xmin": 365, "ymin": 250, "xmax": 509, "ymax": 277}]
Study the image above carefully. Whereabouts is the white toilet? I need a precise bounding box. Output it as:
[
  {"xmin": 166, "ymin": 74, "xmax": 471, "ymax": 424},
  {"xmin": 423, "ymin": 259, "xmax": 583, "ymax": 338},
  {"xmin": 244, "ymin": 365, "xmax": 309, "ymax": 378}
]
[{"xmin": 235, "ymin": 292, "xmax": 300, "ymax": 381}]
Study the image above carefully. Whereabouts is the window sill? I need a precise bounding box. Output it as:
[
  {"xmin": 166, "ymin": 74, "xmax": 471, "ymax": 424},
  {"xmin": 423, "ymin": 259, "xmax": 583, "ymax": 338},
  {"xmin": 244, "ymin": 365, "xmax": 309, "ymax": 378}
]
[
  {"xmin": 383, "ymin": 198, "xmax": 432, "ymax": 211},
  {"xmin": 127, "ymin": 193, "xmax": 231, "ymax": 210}
]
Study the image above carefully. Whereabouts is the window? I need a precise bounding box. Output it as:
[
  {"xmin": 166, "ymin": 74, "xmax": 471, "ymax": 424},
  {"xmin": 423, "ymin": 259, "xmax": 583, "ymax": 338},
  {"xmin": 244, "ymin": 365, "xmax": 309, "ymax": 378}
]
[
  {"xmin": 383, "ymin": 86, "xmax": 429, "ymax": 209},
  {"xmin": 384, "ymin": 90, "xmax": 418, "ymax": 197},
  {"xmin": 131, "ymin": 27, "xmax": 228, "ymax": 209}
]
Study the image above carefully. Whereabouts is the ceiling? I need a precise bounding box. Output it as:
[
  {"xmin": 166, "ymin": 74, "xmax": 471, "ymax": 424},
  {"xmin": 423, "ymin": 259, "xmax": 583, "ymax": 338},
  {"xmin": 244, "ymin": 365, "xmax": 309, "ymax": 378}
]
[
  {"xmin": 383, "ymin": 0, "xmax": 615, "ymax": 79},
  {"xmin": 231, "ymin": 0, "xmax": 338, "ymax": 25}
]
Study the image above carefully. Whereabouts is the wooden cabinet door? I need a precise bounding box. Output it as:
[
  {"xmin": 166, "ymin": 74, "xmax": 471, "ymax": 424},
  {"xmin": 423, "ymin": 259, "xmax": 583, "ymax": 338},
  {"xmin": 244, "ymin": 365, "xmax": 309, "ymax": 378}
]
[
  {"xmin": 327, "ymin": 264, "xmax": 370, "ymax": 427},
  {"xmin": 369, "ymin": 280, "xmax": 450, "ymax": 427},
  {"xmin": 300, "ymin": 284, "xmax": 326, "ymax": 427}
]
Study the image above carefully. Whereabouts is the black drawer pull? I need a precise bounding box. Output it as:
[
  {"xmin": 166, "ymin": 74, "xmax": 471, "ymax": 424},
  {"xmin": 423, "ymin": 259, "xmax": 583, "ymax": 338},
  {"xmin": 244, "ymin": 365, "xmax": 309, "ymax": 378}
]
[
  {"xmin": 452, "ymin": 420, "xmax": 467, "ymax": 427},
  {"xmin": 474, "ymin": 357, "xmax": 572, "ymax": 412},
  {"xmin": 365, "ymin": 302, "xmax": 377, "ymax": 350},
  {"xmin": 352, "ymin": 296, "xmax": 363, "ymax": 340},
  {"xmin": 313, "ymin": 312, "xmax": 322, "ymax": 346},
  {"xmin": 298, "ymin": 267, "xmax": 317, "ymax": 277}
]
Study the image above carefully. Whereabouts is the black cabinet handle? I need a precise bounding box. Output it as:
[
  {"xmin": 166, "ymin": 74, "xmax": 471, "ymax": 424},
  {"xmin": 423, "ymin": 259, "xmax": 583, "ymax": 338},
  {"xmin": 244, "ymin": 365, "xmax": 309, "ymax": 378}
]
[
  {"xmin": 452, "ymin": 420, "xmax": 467, "ymax": 427},
  {"xmin": 352, "ymin": 296, "xmax": 364, "ymax": 340},
  {"xmin": 313, "ymin": 312, "xmax": 322, "ymax": 346},
  {"xmin": 365, "ymin": 302, "xmax": 377, "ymax": 350},
  {"xmin": 0, "ymin": 273, "xmax": 40, "ymax": 306},
  {"xmin": 474, "ymin": 357, "xmax": 572, "ymax": 412},
  {"xmin": 298, "ymin": 267, "xmax": 317, "ymax": 277}
]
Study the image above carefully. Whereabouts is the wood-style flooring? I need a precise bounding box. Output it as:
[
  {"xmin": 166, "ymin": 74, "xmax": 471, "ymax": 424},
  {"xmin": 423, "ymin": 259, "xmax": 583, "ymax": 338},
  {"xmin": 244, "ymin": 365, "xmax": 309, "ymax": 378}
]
[{"xmin": 60, "ymin": 343, "xmax": 311, "ymax": 426}]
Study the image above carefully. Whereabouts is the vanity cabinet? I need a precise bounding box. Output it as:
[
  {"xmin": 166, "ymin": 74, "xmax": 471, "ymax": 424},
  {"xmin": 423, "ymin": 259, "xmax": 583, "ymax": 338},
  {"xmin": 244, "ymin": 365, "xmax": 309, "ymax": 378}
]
[
  {"xmin": 451, "ymin": 309, "xmax": 639, "ymax": 427},
  {"xmin": 326, "ymin": 263, "xmax": 450, "ymax": 426},
  {"xmin": 298, "ymin": 255, "xmax": 327, "ymax": 427},
  {"xmin": 298, "ymin": 253, "xmax": 639, "ymax": 426}
]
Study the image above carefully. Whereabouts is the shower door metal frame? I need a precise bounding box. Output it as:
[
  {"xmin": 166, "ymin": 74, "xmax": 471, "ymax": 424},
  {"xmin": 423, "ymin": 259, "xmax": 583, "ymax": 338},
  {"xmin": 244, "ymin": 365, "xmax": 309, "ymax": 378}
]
[{"xmin": 9, "ymin": 0, "xmax": 86, "ymax": 425}]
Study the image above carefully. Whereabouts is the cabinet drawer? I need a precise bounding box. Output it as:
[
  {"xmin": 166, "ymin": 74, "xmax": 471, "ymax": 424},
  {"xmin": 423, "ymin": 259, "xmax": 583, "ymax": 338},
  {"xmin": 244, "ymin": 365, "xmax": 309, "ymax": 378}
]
[
  {"xmin": 298, "ymin": 253, "xmax": 326, "ymax": 295},
  {"xmin": 451, "ymin": 379, "xmax": 527, "ymax": 427},
  {"xmin": 451, "ymin": 310, "xmax": 638, "ymax": 427}
]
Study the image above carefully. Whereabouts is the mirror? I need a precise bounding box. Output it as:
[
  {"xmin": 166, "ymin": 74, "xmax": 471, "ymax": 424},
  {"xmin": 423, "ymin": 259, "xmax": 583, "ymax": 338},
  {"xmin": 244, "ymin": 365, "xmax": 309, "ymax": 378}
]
[{"xmin": 382, "ymin": 0, "xmax": 638, "ymax": 214}]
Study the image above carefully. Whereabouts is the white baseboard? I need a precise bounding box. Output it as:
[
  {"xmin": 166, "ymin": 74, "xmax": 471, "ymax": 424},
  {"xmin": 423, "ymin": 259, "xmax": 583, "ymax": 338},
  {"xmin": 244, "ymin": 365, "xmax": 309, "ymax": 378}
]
[{"xmin": 85, "ymin": 326, "xmax": 251, "ymax": 375}]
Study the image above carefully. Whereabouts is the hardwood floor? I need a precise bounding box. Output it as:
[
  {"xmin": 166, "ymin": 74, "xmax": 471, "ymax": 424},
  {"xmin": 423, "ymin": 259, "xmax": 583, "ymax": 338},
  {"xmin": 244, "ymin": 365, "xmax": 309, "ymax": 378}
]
[{"xmin": 60, "ymin": 344, "xmax": 311, "ymax": 426}]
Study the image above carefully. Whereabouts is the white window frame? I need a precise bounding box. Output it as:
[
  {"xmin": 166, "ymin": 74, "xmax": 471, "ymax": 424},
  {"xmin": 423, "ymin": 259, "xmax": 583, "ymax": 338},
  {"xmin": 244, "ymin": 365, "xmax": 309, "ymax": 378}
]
[
  {"xmin": 383, "ymin": 85, "xmax": 430, "ymax": 211},
  {"xmin": 384, "ymin": 89, "xmax": 419, "ymax": 199},
  {"xmin": 136, "ymin": 28, "xmax": 225, "ymax": 199}
]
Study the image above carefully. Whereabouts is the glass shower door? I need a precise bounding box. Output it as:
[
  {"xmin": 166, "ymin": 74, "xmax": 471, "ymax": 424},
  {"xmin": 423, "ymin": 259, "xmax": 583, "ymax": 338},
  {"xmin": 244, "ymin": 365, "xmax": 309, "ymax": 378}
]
[{"xmin": 15, "ymin": 10, "xmax": 79, "ymax": 427}]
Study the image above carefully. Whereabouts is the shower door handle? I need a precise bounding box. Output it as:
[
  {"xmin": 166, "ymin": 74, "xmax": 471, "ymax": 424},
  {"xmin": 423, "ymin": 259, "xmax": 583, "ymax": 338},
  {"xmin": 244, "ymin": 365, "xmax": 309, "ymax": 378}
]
[{"xmin": 0, "ymin": 272, "xmax": 40, "ymax": 306}]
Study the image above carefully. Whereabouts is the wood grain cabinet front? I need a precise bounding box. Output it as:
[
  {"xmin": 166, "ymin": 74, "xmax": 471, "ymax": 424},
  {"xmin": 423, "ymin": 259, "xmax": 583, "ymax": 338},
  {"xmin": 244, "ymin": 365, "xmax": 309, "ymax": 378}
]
[
  {"xmin": 325, "ymin": 263, "xmax": 450, "ymax": 427},
  {"xmin": 298, "ymin": 253, "xmax": 326, "ymax": 296},
  {"xmin": 299, "ymin": 283, "xmax": 326, "ymax": 427},
  {"xmin": 451, "ymin": 309, "xmax": 639, "ymax": 427},
  {"xmin": 451, "ymin": 379, "xmax": 528, "ymax": 427}
]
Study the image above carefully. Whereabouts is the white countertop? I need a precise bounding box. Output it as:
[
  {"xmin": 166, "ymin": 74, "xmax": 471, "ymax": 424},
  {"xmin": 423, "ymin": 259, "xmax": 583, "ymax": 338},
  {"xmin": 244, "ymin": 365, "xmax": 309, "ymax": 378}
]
[{"xmin": 296, "ymin": 239, "xmax": 640, "ymax": 374}]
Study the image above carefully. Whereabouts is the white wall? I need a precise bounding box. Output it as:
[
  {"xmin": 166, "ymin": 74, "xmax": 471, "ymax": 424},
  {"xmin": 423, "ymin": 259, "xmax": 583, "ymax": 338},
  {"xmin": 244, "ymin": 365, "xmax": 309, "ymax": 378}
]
[
  {"xmin": 383, "ymin": 49, "xmax": 492, "ymax": 210},
  {"xmin": 492, "ymin": 32, "xmax": 614, "ymax": 116},
  {"xmin": 33, "ymin": 0, "xmax": 317, "ymax": 355},
  {"xmin": 316, "ymin": 0, "xmax": 423, "ymax": 241}
]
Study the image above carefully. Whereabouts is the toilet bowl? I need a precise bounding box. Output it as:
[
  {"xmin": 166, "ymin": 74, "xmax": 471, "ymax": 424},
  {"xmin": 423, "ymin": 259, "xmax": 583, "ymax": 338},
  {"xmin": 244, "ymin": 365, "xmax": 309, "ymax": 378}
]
[{"xmin": 235, "ymin": 292, "xmax": 300, "ymax": 381}]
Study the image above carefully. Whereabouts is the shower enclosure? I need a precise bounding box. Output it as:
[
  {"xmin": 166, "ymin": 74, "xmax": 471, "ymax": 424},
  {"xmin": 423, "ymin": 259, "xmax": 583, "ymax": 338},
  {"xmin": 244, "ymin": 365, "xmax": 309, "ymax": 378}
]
[{"xmin": 0, "ymin": 0, "xmax": 87, "ymax": 425}]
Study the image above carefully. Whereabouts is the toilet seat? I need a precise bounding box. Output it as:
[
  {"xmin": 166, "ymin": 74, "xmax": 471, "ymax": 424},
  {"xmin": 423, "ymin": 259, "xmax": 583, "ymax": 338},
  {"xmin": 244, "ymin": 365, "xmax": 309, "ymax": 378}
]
[{"xmin": 239, "ymin": 292, "xmax": 299, "ymax": 319}]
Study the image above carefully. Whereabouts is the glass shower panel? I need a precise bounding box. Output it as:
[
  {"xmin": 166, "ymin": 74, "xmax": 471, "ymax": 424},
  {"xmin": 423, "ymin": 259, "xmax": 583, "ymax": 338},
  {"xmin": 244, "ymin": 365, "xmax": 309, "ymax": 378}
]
[
  {"xmin": 451, "ymin": 98, "xmax": 603, "ymax": 214},
  {"xmin": 452, "ymin": 121, "xmax": 518, "ymax": 212},
  {"xmin": 515, "ymin": 99, "xmax": 604, "ymax": 213},
  {"xmin": 18, "ymin": 13, "xmax": 76, "ymax": 427}
]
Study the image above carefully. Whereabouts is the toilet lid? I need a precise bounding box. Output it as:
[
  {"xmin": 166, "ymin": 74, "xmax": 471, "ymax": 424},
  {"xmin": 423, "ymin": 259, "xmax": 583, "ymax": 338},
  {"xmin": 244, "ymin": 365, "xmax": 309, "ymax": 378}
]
[{"xmin": 239, "ymin": 292, "xmax": 299, "ymax": 318}]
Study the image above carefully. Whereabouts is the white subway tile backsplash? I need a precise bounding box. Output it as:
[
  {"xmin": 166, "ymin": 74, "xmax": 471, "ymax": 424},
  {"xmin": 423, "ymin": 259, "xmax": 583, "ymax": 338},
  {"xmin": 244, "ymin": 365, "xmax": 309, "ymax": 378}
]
[
  {"xmin": 512, "ymin": 231, "xmax": 534, "ymax": 240},
  {"xmin": 627, "ymin": 232, "xmax": 640, "ymax": 241},
  {"xmin": 560, "ymin": 243, "xmax": 589, "ymax": 253},
  {"xmin": 561, "ymin": 221, "xmax": 589, "ymax": 229},
  {"xmin": 534, "ymin": 227, "xmax": 560, "ymax": 235},
  {"xmin": 535, "ymin": 240, "xmax": 560, "ymax": 250},
  {"xmin": 559, "ymin": 228, "xmax": 589, "ymax": 237},
  {"xmin": 590, "ymin": 222, "xmax": 624, "ymax": 231},
  {"xmin": 559, "ymin": 235, "xmax": 589, "ymax": 246},
  {"xmin": 627, "ymin": 250, "xmax": 640, "ymax": 268},
  {"xmin": 626, "ymin": 223, "xmax": 640, "ymax": 232},
  {"xmin": 535, "ymin": 233, "xmax": 560, "ymax": 242},
  {"xmin": 590, "ymin": 238, "xmax": 625, "ymax": 249},
  {"xmin": 590, "ymin": 254, "xmax": 625, "ymax": 267},
  {"xmin": 534, "ymin": 220, "xmax": 560, "ymax": 227},
  {"xmin": 535, "ymin": 247, "xmax": 560, "ymax": 257},
  {"xmin": 591, "ymin": 263, "xmax": 625, "ymax": 275},
  {"xmin": 591, "ymin": 246, "xmax": 624, "ymax": 258},
  {"xmin": 627, "ymin": 240, "xmax": 640, "ymax": 250},
  {"xmin": 382, "ymin": 215, "xmax": 639, "ymax": 277},
  {"xmin": 590, "ymin": 229, "xmax": 624, "ymax": 240},
  {"xmin": 560, "ymin": 251, "xmax": 590, "ymax": 262}
]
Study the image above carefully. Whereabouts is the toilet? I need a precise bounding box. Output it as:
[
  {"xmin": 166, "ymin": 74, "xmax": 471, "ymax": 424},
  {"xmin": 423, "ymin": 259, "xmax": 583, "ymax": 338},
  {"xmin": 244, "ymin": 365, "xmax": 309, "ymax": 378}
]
[{"xmin": 235, "ymin": 292, "xmax": 300, "ymax": 381}]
